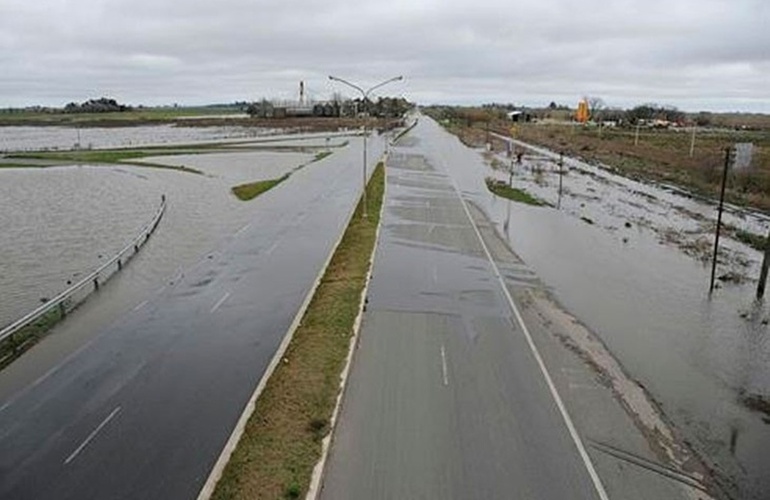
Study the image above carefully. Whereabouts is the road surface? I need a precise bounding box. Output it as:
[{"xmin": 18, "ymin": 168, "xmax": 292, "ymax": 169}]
[
  {"xmin": 0, "ymin": 135, "xmax": 384, "ymax": 499},
  {"xmin": 319, "ymin": 124, "xmax": 605, "ymax": 499}
]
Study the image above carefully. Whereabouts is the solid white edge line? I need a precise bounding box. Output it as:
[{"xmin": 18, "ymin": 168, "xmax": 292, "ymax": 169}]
[
  {"xmin": 305, "ymin": 150, "xmax": 387, "ymax": 500},
  {"xmin": 440, "ymin": 345, "xmax": 449, "ymax": 386},
  {"xmin": 64, "ymin": 406, "xmax": 121, "ymax": 465},
  {"xmin": 195, "ymin": 144, "xmax": 385, "ymax": 500},
  {"xmin": 210, "ymin": 292, "xmax": 231, "ymax": 314},
  {"xmin": 447, "ymin": 156, "xmax": 611, "ymax": 500}
]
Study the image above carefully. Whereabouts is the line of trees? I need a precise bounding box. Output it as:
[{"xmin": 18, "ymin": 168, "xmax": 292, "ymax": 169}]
[
  {"xmin": 246, "ymin": 96, "xmax": 412, "ymax": 119},
  {"xmin": 623, "ymin": 103, "xmax": 686, "ymax": 125},
  {"xmin": 63, "ymin": 98, "xmax": 131, "ymax": 114}
]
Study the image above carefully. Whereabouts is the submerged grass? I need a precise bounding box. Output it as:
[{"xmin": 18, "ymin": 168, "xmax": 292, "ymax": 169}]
[
  {"xmin": 485, "ymin": 177, "xmax": 548, "ymax": 206},
  {"xmin": 231, "ymin": 174, "xmax": 291, "ymax": 201},
  {"xmin": 313, "ymin": 151, "xmax": 333, "ymax": 162},
  {"xmin": 7, "ymin": 148, "xmax": 207, "ymax": 174},
  {"xmin": 0, "ymin": 306, "xmax": 65, "ymax": 370},
  {"xmin": 212, "ymin": 162, "xmax": 385, "ymax": 500},
  {"xmin": 733, "ymin": 229, "xmax": 767, "ymax": 252}
]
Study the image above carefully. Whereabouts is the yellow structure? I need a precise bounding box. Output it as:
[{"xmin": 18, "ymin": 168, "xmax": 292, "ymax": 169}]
[{"xmin": 576, "ymin": 99, "xmax": 589, "ymax": 123}]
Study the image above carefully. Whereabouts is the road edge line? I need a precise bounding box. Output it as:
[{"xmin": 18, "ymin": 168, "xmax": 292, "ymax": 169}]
[
  {"xmin": 195, "ymin": 152, "xmax": 384, "ymax": 500},
  {"xmin": 305, "ymin": 153, "xmax": 388, "ymax": 500},
  {"xmin": 446, "ymin": 165, "xmax": 611, "ymax": 500}
]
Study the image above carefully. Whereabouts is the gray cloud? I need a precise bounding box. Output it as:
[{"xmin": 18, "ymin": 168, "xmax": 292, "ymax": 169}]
[{"xmin": 0, "ymin": 0, "xmax": 767, "ymax": 111}]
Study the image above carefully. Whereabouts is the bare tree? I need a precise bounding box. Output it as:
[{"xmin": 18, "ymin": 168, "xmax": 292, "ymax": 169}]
[{"xmin": 584, "ymin": 96, "xmax": 606, "ymax": 121}]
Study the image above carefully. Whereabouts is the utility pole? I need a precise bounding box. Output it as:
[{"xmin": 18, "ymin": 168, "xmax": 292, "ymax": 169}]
[
  {"xmin": 362, "ymin": 122, "xmax": 368, "ymax": 216},
  {"xmin": 709, "ymin": 147, "xmax": 732, "ymax": 293},
  {"xmin": 329, "ymin": 75, "xmax": 404, "ymax": 218}
]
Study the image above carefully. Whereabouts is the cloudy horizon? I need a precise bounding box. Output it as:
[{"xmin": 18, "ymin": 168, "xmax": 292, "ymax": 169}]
[{"xmin": 1, "ymin": 0, "xmax": 767, "ymax": 113}]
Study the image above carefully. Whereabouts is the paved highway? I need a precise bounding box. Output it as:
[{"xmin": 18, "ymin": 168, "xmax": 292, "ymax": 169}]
[
  {"xmin": 319, "ymin": 121, "xmax": 607, "ymax": 499},
  {"xmin": 0, "ymin": 135, "xmax": 384, "ymax": 499}
]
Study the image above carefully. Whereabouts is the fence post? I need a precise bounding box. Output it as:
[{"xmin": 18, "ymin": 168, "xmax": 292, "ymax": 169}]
[
  {"xmin": 756, "ymin": 228, "xmax": 770, "ymax": 299},
  {"xmin": 709, "ymin": 148, "xmax": 732, "ymax": 293}
]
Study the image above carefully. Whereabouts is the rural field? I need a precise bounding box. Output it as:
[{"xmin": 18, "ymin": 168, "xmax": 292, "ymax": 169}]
[
  {"xmin": 427, "ymin": 107, "xmax": 770, "ymax": 211},
  {"xmin": 0, "ymin": 105, "xmax": 380, "ymax": 132}
]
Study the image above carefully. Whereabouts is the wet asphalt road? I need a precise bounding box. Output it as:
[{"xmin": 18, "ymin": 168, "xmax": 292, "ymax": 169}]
[
  {"xmin": 0, "ymin": 136, "xmax": 384, "ymax": 499},
  {"xmin": 319, "ymin": 121, "xmax": 604, "ymax": 499}
]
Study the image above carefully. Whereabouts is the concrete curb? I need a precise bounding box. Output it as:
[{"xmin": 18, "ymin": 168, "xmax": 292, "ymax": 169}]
[
  {"xmin": 195, "ymin": 150, "xmax": 385, "ymax": 500},
  {"xmin": 305, "ymin": 154, "xmax": 388, "ymax": 500}
]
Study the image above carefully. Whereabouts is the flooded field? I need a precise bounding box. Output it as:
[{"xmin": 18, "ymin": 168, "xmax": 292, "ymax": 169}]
[
  {"xmin": 0, "ymin": 167, "xmax": 159, "ymax": 327},
  {"xmin": 0, "ymin": 124, "xmax": 268, "ymax": 152},
  {"xmin": 451, "ymin": 129, "xmax": 770, "ymax": 499},
  {"xmin": 0, "ymin": 138, "xmax": 315, "ymax": 330}
]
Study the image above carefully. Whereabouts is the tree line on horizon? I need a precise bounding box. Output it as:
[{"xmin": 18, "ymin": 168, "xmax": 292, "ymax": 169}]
[{"xmin": 430, "ymin": 100, "xmax": 769, "ymax": 130}]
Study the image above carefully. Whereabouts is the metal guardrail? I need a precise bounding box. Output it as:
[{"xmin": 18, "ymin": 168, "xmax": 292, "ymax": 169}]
[{"xmin": 0, "ymin": 195, "xmax": 167, "ymax": 357}]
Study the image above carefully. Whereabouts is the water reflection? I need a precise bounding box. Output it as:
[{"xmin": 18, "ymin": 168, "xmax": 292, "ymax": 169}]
[
  {"xmin": 420, "ymin": 118, "xmax": 770, "ymax": 499},
  {"xmin": 0, "ymin": 150, "xmax": 312, "ymax": 330},
  {"xmin": 0, "ymin": 125, "xmax": 263, "ymax": 152}
]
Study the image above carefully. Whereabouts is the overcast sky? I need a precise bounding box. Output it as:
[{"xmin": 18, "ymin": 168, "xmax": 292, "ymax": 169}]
[{"xmin": 0, "ymin": 0, "xmax": 767, "ymax": 112}]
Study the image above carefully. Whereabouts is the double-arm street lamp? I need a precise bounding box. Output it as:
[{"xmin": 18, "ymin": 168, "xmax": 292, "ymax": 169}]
[{"xmin": 328, "ymin": 75, "xmax": 404, "ymax": 217}]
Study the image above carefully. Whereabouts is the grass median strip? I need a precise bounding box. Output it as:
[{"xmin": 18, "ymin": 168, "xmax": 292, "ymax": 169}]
[
  {"xmin": 231, "ymin": 174, "xmax": 291, "ymax": 201},
  {"xmin": 212, "ymin": 161, "xmax": 385, "ymax": 500}
]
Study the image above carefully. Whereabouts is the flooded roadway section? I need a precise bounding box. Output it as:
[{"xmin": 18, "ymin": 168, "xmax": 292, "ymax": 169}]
[
  {"xmin": 321, "ymin": 133, "xmax": 707, "ymax": 499},
  {"xmin": 0, "ymin": 149, "xmax": 314, "ymax": 331},
  {"xmin": 417, "ymin": 117, "xmax": 769, "ymax": 500},
  {"xmin": 0, "ymin": 132, "xmax": 387, "ymax": 499}
]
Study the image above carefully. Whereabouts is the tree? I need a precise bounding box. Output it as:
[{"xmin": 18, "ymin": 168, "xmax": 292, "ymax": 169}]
[
  {"xmin": 584, "ymin": 96, "xmax": 606, "ymax": 121},
  {"xmin": 625, "ymin": 103, "xmax": 686, "ymax": 125},
  {"xmin": 62, "ymin": 97, "xmax": 130, "ymax": 114},
  {"xmin": 246, "ymin": 98, "xmax": 273, "ymax": 118},
  {"xmin": 694, "ymin": 111, "xmax": 712, "ymax": 127},
  {"xmin": 626, "ymin": 104, "xmax": 657, "ymax": 124}
]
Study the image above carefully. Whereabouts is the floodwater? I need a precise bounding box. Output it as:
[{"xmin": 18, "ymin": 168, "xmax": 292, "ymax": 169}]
[
  {"xmin": 0, "ymin": 124, "xmax": 267, "ymax": 152},
  {"xmin": 0, "ymin": 142, "xmax": 314, "ymax": 330},
  {"xmin": 0, "ymin": 167, "xmax": 158, "ymax": 328},
  {"xmin": 422, "ymin": 119, "xmax": 769, "ymax": 499}
]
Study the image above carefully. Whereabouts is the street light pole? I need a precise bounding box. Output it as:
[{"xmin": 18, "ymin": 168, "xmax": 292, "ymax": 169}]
[{"xmin": 329, "ymin": 75, "xmax": 404, "ymax": 218}]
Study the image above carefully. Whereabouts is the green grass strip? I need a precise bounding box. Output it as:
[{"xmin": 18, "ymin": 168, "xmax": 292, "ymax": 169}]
[
  {"xmin": 485, "ymin": 177, "xmax": 548, "ymax": 206},
  {"xmin": 0, "ymin": 306, "xmax": 65, "ymax": 370},
  {"xmin": 733, "ymin": 228, "xmax": 767, "ymax": 252},
  {"xmin": 231, "ymin": 174, "xmax": 291, "ymax": 201},
  {"xmin": 212, "ymin": 162, "xmax": 385, "ymax": 500},
  {"xmin": 7, "ymin": 149, "xmax": 207, "ymax": 174},
  {"xmin": 313, "ymin": 151, "xmax": 332, "ymax": 162}
]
